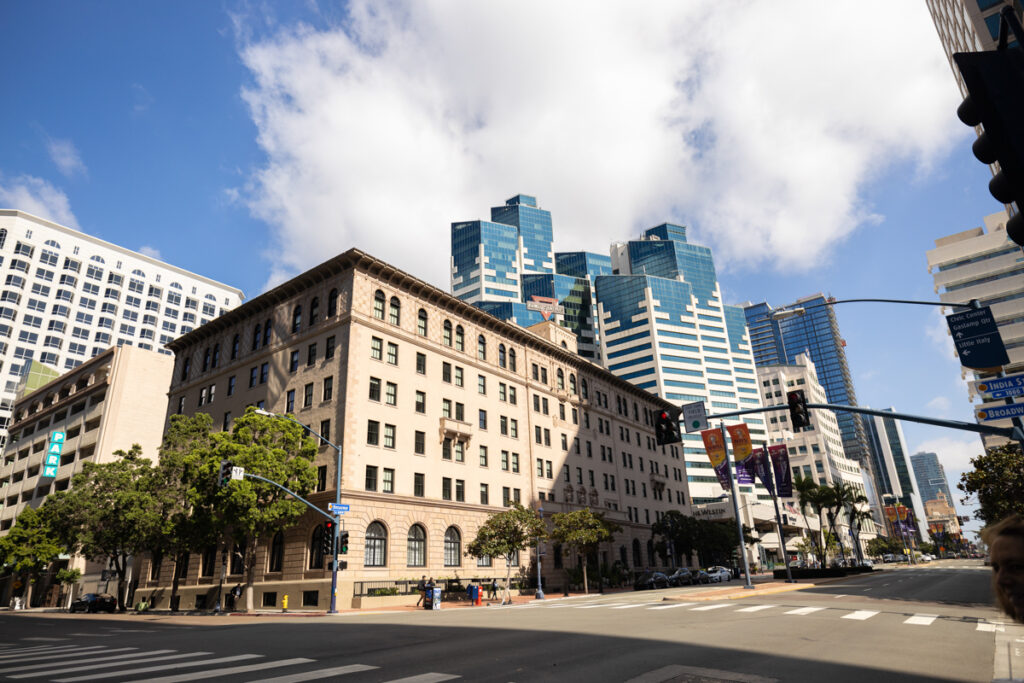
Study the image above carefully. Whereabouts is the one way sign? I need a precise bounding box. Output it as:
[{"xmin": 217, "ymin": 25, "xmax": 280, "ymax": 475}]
[{"xmin": 946, "ymin": 306, "xmax": 1008, "ymax": 370}]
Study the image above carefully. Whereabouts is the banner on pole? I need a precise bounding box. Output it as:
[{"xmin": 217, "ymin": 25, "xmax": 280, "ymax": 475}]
[
  {"xmin": 897, "ymin": 505, "xmax": 909, "ymax": 521},
  {"xmin": 726, "ymin": 424, "xmax": 754, "ymax": 485},
  {"xmin": 768, "ymin": 444, "xmax": 792, "ymax": 497},
  {"xmin": 700, "ymin": 428, "xmax": 731, "ymax": 491},
  {"xmin": 884, "ymin": 506, "xmax": 898, "ymax": 523},
  {"xmin": 752, "ymin": 447, "xmax": 775, "ymax": 496}
]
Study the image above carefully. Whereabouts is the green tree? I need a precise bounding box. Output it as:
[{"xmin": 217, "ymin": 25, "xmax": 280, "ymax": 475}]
[
  {"xmin": 44, "ymin": 444, "xmax": 160, "ymax": 611},
  {"xmin": 56, "ymin": 567, "xmax": 82, "ymax": 610},
  {"xmin": 465, "ymin": 504, "xmax": 546, "ymax": 605},
  {"xmin": 794, "ymin": 476, "xmax": 830, "ymax": 566},
  {"xmin": 866, "ymin": 535, "xmax": 901, "ymax": 558},
  {"xmin": 0, "ymin": 506, "xmax": 64, "ymax": 606},
  {"xmin": 651, "ymin": 510, "xmax": 702, "ymax": 566},
  {"xmin": 550, "ymin": 508, "xmax": 620, "ymax": 594},
  {"xmin": 958, "ymin": 444, "xmax": 1024, "ymax": 524},
  {"xmin": 212, "ymin": 408, "xmax": 318, "ymax": 612}
]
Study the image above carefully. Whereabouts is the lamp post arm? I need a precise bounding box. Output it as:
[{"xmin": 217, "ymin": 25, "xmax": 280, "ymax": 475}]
[{"xmin": 241, "ymin": 472, "xmax": 335, "ymax": 523}]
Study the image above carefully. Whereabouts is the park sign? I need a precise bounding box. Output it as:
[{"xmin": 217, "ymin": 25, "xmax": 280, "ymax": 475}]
[
  {"xmin": 946, "ymin": 305, "xmax": 1008, "ymax": 370},
  {"xmin": 41, "ymin": 430, "xmax": 65, "ymax": 479}
]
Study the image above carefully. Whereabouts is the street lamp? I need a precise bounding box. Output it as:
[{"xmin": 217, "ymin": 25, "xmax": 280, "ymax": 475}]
[
  {"xmin": 255, "ymin": 408, "xmax": 344, "ymax": 614},
  {"xmin": 535, "ymin": 504, "xmax": 545, "ymax": 600},
  {"xmin": 769, "ymin": 297, "xmax": 980, "ymax": 321}
]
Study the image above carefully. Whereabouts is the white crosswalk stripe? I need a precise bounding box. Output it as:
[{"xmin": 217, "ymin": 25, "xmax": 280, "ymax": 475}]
[
  {"xmin": 735, "ymin": 604, "xmax": 776, "ymax": 613},
  {"xmin": 903, "ymin": 614, "xmax": 938, "ymax": 626},
  {"xmin": 573, "ymin": 603, "xmax": 619, "ymax": 609},
  {"xmin": 247, "ymin": 664, "xmax": 380, "ymax": 682},
  {"xmin": 977, "ymin": 622, "xmax": 1005, "ymax": 632},
  {"xmin": 610, "ymin": 603, "xmax": 659, "ymax": 609},
  {"xmin": 785, "ymin": 606, "xmax": 825, "ymax": 615},
  {"xmin": 53, "ymin": 654, "xmax": 266, "ymax": 682},
  {"xmin": 690, "ymin": 604, "xmax": 730, "ymax": 611},
  {"xmin": 382, "ymin": 674, "xmax": 460, "ymax": 683},
  {"xmin": 0, "ymin": 645, "xmax": 114, "ymax": 663},
  {"xmin": 647, "ymin": 602, "xmax": 696, "ymax": 610},
  {"xmin": 112, "ymin": 657, "xmax": 316, "ymax": 683},
  {"xmin": 842, "ymin": 610, "xmax": 879, "ymax": 621},
  {"xmin": 6, "ymin": 650, "xmax": 176, "ymax": 677}
]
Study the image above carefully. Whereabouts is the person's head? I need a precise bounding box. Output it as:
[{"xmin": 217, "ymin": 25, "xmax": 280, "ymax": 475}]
[{"xmin": 982, "ymin": 514, "xmax": 1024, "ymax": 623}]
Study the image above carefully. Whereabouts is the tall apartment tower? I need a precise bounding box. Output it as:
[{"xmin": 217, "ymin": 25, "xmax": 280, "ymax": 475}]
[
  {"xmin": 926, "ymin": 211, "xmax": 1024, "ymax": 448},
  {"xmin": 0, "ymin": 211, "xmax": 243, "ymax": 451},
  {"xmin": 861, "ymin": 409, "xmax": 930, "ymax": 539},
  {"xmin": 910, "ymin": 451, "xmax": 956, "ymax": 508}
]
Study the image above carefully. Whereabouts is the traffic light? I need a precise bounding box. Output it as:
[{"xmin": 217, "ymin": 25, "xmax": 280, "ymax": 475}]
[
  {"xmin": 654, "ymin": 408, "xmax": 682, "ymax": 446},
  {"xmin": 338, "ymin": 530, "xmax": 349, "ymax": 555},
  {"xmin": 218, "ymin": 459, "xmax": 233, "ymax": 487},
  {"xmin": 786, "ymin": 390, "xmax": 810, "ymax": 430},
  {"xmin": 321, "ymin": 521, "xmax": 334, "ymax": 556},
  {"xmin": 954, "ymin": 18, "xmax": 1024, "ymax": 245}
]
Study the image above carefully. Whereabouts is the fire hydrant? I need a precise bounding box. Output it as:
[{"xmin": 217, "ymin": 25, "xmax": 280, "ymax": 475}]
[{"xmin": 282, "ymin": 594, "xmax": 289, "ymax": 612}]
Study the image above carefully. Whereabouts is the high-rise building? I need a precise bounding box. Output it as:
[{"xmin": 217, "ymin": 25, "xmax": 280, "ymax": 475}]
[
  {"xmin": 926, "ymin": 211, "xmax": 1024, "ymax": 448},
  {"xmin": 554, "ymin": 251, "xmax": 613, "ymax": 363},
  {"xmin": 910, "ymin": 451, "xmax": 956, "ymax": 508},
  {"xmin": 926, "ymin": 0, "xmax": 1023, "ymax": 98},
  {"xmin": 861, "ymin": 409, "xmax": 929, "ymax": 539},
  {"xmin": 0, "ymin": 211, "xmax": 243, "ymax": 451}
]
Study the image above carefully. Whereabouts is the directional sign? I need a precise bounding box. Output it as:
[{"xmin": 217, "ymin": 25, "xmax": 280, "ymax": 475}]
[
  {"xmin": 682, "ymin": 401, "xmax": 708, "ymax": 433},
  {"xmin": 946, "ymin": 306, "xmax": 1008, "ymax": 370},
  {"xmin": 329, "ymin": 503, "xmax": 350, "ymax": 514},
  {"xmin": 976, "ymin": 402, "xmax": 1024, "ymax": 422},
  {"xmin": 974, "ymin": 372, "xmax": 1024, "ymax": 399},
  {"xmin": 41, "ymin": 431, "xmax": 66, "ymax": 479}
]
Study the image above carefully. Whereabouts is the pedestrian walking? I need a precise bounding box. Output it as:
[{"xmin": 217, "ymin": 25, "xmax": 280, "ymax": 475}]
[
  {"xmin": 488, "ymin": 578, "xmax": 498, "ymax": 600},
  {"xmin": 415, "ymin": 575, "xmax": 427, "ymax": 606}
]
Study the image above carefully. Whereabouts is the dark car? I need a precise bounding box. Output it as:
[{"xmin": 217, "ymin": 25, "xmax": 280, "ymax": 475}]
[
  {"xmin": 667, "ymin": 568, "xmax": 696, "ymax": 586},
  {"xmin": 69, "ymin": 593, "xmax": 117, "ymax": 613},
  {"xmin": 692, "ymin": 569, "xmax": 711, "ymax": 584},
  {"xmin": 634, "ymin": 571, "xmax": 670, "ymax": 590}
]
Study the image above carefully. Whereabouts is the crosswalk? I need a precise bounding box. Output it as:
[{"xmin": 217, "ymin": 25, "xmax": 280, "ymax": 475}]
[
  {"xmin": 511, "ymin": 598, "xmax": 1002, "ymax": 631},
  {"xmin": 0, "ymin": 642, "xmax": 459, "ymax": 683}
]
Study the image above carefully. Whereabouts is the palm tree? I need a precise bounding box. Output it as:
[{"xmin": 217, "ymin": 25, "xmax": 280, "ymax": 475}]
[
  {"xmin": 793, "ymin": 476, "xmax": 829, "ymax": 566},
  {"xmin": 823, "ymin": 483, "xmax": 862, "ymax": 566}
]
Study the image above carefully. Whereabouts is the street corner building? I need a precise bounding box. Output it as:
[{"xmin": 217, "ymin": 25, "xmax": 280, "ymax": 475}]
[{"xmin": 136, "ymin": 248, "xmax": 687, "ymax": 611}]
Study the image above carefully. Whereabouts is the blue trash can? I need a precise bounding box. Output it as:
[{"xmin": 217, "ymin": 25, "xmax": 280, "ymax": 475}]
[{"xmin": 431, "ymin": 587, "xmax": 442, "ymax": 610}]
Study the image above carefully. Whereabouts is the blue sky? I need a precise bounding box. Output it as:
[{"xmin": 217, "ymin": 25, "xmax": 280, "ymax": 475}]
[{"xmin": 1, "ymin": 1, "xmax": 1009, "ymax": 539}]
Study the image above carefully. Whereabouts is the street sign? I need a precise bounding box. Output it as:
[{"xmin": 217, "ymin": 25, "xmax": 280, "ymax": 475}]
[
  {"xmin": 946, "ymin": 306, "xmax": 1009, "ymax": 370},
  {"xmin": 41, "ymin": 430, "xmax": 66, "ymax": 479},
  {"xmin": 329, "ymin": 503, "xmax": 350, "ymax": 514},
  {"xmin": 682, "ymin": 401, "xmax": 708, "ymax": 433},
  {"xmin": 976, "ymin": 402, "xmax": 1024, "ymax": 422},
  {"xmin": 974, "ymin": 372, "xmax": 1024, "ymax": 398},
  {"xmin": 230, "ymin": 466, "xmax": 245, "ymax": 480}
]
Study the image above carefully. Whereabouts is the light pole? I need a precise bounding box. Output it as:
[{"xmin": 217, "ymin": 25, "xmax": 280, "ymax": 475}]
[
  {"xmin": 535, "ymin": 505, "xmax": 545, "ymax": 600},
  {"xmin": 255, "ymin": 408, "xmax": 344, "ymax": 614}
]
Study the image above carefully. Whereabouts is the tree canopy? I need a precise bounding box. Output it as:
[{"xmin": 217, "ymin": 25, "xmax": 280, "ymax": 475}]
[
  {"xmin": 466, "ymin": 504, "xmax": 546, "ymax": 604},
  {"xmin": 549, "ymin": 508, "xmax": 620, "ymax": 594},
  {"xmin": 958, "ymin": 444, "xmax": 1024, "ymax": 525}
]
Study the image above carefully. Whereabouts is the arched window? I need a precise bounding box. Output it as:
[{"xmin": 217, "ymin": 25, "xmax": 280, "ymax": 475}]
[
  {"xmin": 291, "ymin": 305, "xmax": 302, "ymax": 334},
  {"xmin": 632, "ymin": 539, "xmax": 642, "ymax": 567},
  {"xmin": 310, "ymin": 297, "xmax": 320, "ymax": 324},
  {"xmin": 211, "ymin": 343, "xmax": 220, "ymax": 368},
  {"xmin": 477, "ymin": 335, "xmax": 486, "ymax": 361},
  {"xmin": 561, "ymin": 341, "xmax": 568, "ymax": 348},
  {"xmin": 202, "ymin": 348, "xmax": 211, "ymax": 372},
  {"xmin": 252, "ymin": 323, "xmax": 261, "ymax": 351},
  {"xmin": 310, "ymin": 524, "xmax": 328, "ymax": 569},
  {"xmin": 557, "ymin": 369, "xmax": 565, "ymax": 390},
  {"xmin": 268, "ymin": 531, "xmax": 284, "ymax": 572},
  {"xmin": 646, "ymin": 539, "xmax": 655, "ymax": 567},
  {"xmin": 263, "ymin": 319, "xmax": 272, "ymax": 346},
  {"xmin": 569, "ymin": 373, "xmax": 577, "ymax": 394},
  {"xmin": 407, "ymin": 524, "xmax": 426, "ymax": 567},
  {"xmin": 389, "ymin": 297, "xmax": 401, "ymax": 325},
  {"xmin": 444, "ymin": 527, "xmax": 462, "ymax": 567},
  {"xmin": 417, "ymin": 309, "xmax": 428, "ymax": 336},
  {"xmin": 443, "ymin": 320, "xmax": 452, "ymax": 347},
  {"xmin": 455, "ymin": 325, "xmax": 464, "ymax": 351},
  {"xmin": 581, "ymin": 378, "xmax": 589, "ymax": 400},
  {"xmin": 508, "ymin": 349, "xmax": 517, "ymax": 372},
  {"xmin": 373, "ymin": 290, "xmax": 385, "ymax": 320},
  {"xmin": 365, "ymin": 522, "xmax": 387, "ymax": 567},
  {"xmin": 498, "ymin": 344, "xmax": 506, "ymax": 368},
  {"xmin": 328, "ymin": 288, "xmax": 338, "ymax": 318},
  {"xmin": 231, "ymin": 334, "xmax": 240, "ymax": 360}
]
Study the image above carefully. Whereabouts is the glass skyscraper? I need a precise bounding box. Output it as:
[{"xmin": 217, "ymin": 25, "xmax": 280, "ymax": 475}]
[
  {"xmin": 862, "ymin": 409, "xmax": 929, "ymax": 538},
  {"xmin": 910, "ymin": 451, "xmax": 955, "ymax": 506}
]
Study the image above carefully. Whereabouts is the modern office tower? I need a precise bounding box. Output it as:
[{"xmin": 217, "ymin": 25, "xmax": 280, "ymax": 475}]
[
  {"xmin": 927, "ymin": 211, "xmax": 1024, "ymax": 449},
  {"xmin": 554, "ymin": 251, "xmax": 613, "ymax": 363},
  {"xmin": 743, "ymin": 295, "xmax": 869, "ymax": 466},
  {"xmin": 910, "ymin": 451, "xmax": 956, "ymax": 508},
  {"xmin": 136, "ymin": 247, "xmax": 686, "ymax": 610},
  {"xmin": 596, "ymin": 224, "xmax": 765, "ymax": 506},
  {"xmin": 0, "ymin": 211, "xmax": 243, "ymax": 452},
  {"xmin": 521, "ymin": 274, "xmax": 596, "ymax": 358},
  {"xmin": 0, "ymin": 345, "xmax": 174, "ymax": 606},
  {"xmin": 757, "ymin": 353, "xmax": 877, "ymax": 562},
  {"xmin": 861, "ymin": 409, "xmax": 930, "ymax": 539}
]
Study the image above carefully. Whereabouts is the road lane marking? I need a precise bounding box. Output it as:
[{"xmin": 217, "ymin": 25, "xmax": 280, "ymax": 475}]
[
  {"xmin": 0, "ymin": 646, "xmax": 113, "ymax": 663},
  {"xmin": 21, "ymin": 638, "xmax": 66, "ymax": 642},
  {"xmin": 735, "ymin": 605, "xmax": 776, "ymax": 613},
  {"xmin": 903, "ymin": 614, "xmax": 938, "ymax": 626},
  {"xmin": 114, "ymin": 658, "xmax": 316, "ymax": 683},
  {"xmin": 784, "ymin": 607, "xmax": 825, "ymax": 615},
  {"xmin": 611, "ymin": 603, "xmax": 660, "ymax": 609},
  {"xmin": 832, "ymin": 595, "xmax": 847, "ymax": 599},
  {"xmin": 381, "ymin": 675, "xmax": 461, "ymax": 683},
  {"xmin": 9, "ymin": 652, "xmax": 192, "ymax": 678},
  {"xmin": 53, "ymin": 655, "xmax": 265, "ymax": 682},
  {"xmin": 572, "ymin": 603, "xmax": 620, "ymax": 609},
  {"xmin": 648, "ymin": 603, "xmax": 696, "ymax": 610},
  {"xmin": 247, "ymin": 664, "xmax": 380, "ymax": 682},
  {"xmin": 690, "ymin": 604, "xmax": 730, "ymax": 611},
  {"xmin": 977, "ymin": 622, "xmax": 1006, "ymax": 632},
  {"xmin": 842, "ymin": 610, "xmax": 879, "ymax": 620}
]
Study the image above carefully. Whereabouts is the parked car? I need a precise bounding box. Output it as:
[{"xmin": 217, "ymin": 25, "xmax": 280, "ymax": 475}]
[
  {"xmin": 705, "ymin": 566, "xmax": 732, "ymax": 583},
  {"xmin": 667, "ymin": 568, "xmax": 696, "ymax": 586},
  {"xmin": 69, "ymin": 593, "xmax": 116, "ymax": 613},
  {"xmin": 634, "ymin": 572, "xmax": 671, "ymax": 590},
  {"xmin": 692, "ymin": 569, "xmax": 711, "ymax": 584}
]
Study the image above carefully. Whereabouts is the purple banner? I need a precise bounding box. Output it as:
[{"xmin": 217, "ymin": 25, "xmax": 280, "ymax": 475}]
[
  {"xmin": 752, "ymin": 447, "xmax": 775, "ymax": 496},
  {"xmin": 769, "ymin": 444, "xmax": 792, "ymax": 497}
]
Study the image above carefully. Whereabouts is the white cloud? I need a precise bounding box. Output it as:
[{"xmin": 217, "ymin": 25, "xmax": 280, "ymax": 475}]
[
  {"xmin": 925, "ymin": 395, "xmax": 952, "ymax": 416},
  {"xmin": 131, "ymin": 83, "xmax": 154, "ymax": 115},
  {"xmin": 233, "ymin": 1, "xmax": 963, "ymax": 289},
  {"xmin": 0, "ymin": 174, "xmax": 79, "ymax": 228},
  {"xmin": 46, "ymin": 138, "xmax": 87, "ymax": 178},
  {"xmin": 138, "ymin": 245, "xmax": 163, "ymax": 260}
]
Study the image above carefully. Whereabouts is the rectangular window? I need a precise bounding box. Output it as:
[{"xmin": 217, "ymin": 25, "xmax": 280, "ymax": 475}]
[
  {"xmin": 414, "ymin": 473, "xmax": 425, "ymax": 497},
  {"xmin": 501, "ymin": 451, "xmax": 509, "ymax": 471},
  {"xmin": 383, "ymin": 424, "xmax": 395, "ymax": 449},
  {"xmin": 455, "ymin": 479, "xmax": 465, "ymax": 502},
  {"xmin": 442, "ymin": 399, "xmax": 452, "ymax": 418},
  {"xmin": 323, "ymin": 376, "xmax": 333, "ymax": 401},
  {"xmin": 382, "ymin": 468, "xmax": 394, "ymax": 494},
  {"xmin": 455, "ymin": 403, "xmax": 464, "ymax": 421},
  {"xmin": 303, "ymin": 382, "xmax": 313, "ymax": 408},
  {"xmin": 442, "ymin": 362, "xmax": 452, "ymax": 383},
  {"xmin": 286, "ymin": 389, "xmax": 295, "ymax": 413},
  {"xmin": 371, "ymin": 337, "xmax": 382, "ymax": 360},
  {"xmin": 500, "ymin": 415, "xmax": 508, "ymax": 435},
  {"xmin": 442, "ymin": 477, "xmax": 452, "ymax": 501},
  {"xmin": 478, "ymin": 409, "xmax": 487, "ymax": 430},
  {"xmin": 479, "ymin": 445, "xmax": 488, "ymax": 467},
  {"xmin": 454, "ymin": 441, "xmax": 464, "ymax": 462},
  {"xmin": 416, "ymin": 352, "xmax": 426, "ymax": 374},
  {"xmin": 386, "ymin": 342, "xmax": 398, "ymax": 365},
  {"xmin": 307, "ymin": 343, "xmax": 316, "ymax": 366},
  {"xmin": 365, "ymin": 465, "xmax": 378, "ymax": 491},
  {"xmin": 369, "ymin": 377, "xmax": 381, "ymax": 401},
  {"xmin": 511, "ymin": 453, "xmax": 520, "ymax": 473},
  {"xmin": 442, "ymin": 438, "xmax": 452, "ymax": 460},
  {"xmin": 503, "ymin": 486, "xmax": 511, "ymax": 506},
  {"xmin": 289, "ymin": 350, "xmax": 299, "ymax": 372},
  {"xmin": 319, "ymin": 419, "xmax": 331, "ymax": 444},
  {"xmin": 499, "ymin": 383, "xmax": 507, "ymax": 401},
  {"xmin": 249, "ymin": 367, "xmax": 258, "ymax": 388},
  {"xmin": 260, "ymin": 363, "xmax": 269, "ymax": 383},
  {"xmin": 414, "ymin": 430, "xmax": 425, "ymax": 455},
  {"xmin": 367, "ymin": 420, "xmax": 380, "ymax": 445},
  {"xmin": 385, "ymin": 382, "xmax": 397, "ymax": 406},
  {"xmin": 478, "ymin": 375, "xmax": 486, "ymax": 394},
  {"xmin": 510, "ymin": 419, "xmax": 518, "ymax": 438},
  {"xmin": 325, "ymin": 335, "xmax": 336, "ymax": 359},
  {"xmin": 480, "ymin": 483, "xmax": 489, "ymax": 505},
  {"xmin": 454, "ymin": 366, "xmax": 463, "ymax": 387},
  {"xmin": 415, "ymin": 390, "xmax": 426, "ymax": 413}
]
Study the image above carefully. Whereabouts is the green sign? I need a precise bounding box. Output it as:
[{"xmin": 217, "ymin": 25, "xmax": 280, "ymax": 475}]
[{"xmin": 42, "ymin": 431, "xmax": 65, "ymax": 479}]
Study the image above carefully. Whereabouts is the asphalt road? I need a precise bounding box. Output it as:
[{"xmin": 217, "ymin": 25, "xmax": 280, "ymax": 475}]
[{"xmin": 0, "ymin": 560, "xmax": 1015, "ymax": 683}]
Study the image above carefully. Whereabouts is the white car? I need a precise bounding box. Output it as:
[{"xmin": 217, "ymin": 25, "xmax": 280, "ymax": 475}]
[{"xmin": 705, "ymin": 566, "xmax": 732, "ymax": 582}]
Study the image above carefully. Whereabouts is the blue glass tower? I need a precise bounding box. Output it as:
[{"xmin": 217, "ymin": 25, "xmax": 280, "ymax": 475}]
[
  {"xmin": 491, "ymin": 194, "xmax": 554, "ymax": 274},
  {"xmin": 909, "ymin": 451, "xmax": 954, "ymax": 506}
]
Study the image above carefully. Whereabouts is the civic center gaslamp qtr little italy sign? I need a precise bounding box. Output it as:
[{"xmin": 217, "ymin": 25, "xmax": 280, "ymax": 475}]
[{"xmin": 41, "ymin": 430, "xmax": 66, "ymax": 479}]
